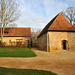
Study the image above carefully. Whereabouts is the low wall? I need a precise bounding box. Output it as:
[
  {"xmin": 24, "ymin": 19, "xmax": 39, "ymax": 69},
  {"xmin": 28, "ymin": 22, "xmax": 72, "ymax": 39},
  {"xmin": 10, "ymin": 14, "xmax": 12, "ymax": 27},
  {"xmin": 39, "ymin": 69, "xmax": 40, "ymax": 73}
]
[{"xmin": 0, "ymin": 37, "xmax": 31, "ymax": 47}]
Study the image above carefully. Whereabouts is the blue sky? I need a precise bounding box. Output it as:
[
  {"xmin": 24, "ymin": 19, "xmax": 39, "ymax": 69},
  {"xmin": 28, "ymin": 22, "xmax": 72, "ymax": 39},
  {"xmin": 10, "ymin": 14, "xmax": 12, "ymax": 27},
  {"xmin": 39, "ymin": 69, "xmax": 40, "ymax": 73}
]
[{"xmin": 15, "ymin": 0, "xmax": 75, "ymax": 30}]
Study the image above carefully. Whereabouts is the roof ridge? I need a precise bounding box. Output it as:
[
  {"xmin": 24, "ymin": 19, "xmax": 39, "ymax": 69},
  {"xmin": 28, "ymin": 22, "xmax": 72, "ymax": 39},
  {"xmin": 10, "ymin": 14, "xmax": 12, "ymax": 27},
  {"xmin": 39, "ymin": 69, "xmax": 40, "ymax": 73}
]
[
  {"xmin": 38, "ymin": 13, "xmax": 59, "ymax": 38},
  {"xmin": 2, "ymin": 27, "xmax": 31, "ymax": 28},
  {"xmin": 48, "ymin": 13, "xmax": 60, "ymax": 30}
]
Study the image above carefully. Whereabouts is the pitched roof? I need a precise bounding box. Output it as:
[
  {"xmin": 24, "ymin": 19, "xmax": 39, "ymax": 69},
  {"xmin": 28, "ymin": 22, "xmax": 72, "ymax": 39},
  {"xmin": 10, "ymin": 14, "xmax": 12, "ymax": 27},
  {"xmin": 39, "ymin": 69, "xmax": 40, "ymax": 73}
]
[
  {"xmin": 0, "ymin": 27, "xmax": 31, "ymax": 37},
  {"xmin": 38, "ymin": 13, "xmax": 75, "ymax": 38}
]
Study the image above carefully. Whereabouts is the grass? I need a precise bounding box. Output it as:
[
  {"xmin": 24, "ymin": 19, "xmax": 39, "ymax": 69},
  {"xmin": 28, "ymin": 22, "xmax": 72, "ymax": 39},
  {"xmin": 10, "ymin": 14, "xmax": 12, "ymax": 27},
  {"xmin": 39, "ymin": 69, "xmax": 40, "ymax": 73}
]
[
  {"xmin": 0, "ymin": 47, "xmax": 36, "ymax": 57},
  {"xmin": 0, "ymin": 67, "xmax": 57, "ymax": 75}
]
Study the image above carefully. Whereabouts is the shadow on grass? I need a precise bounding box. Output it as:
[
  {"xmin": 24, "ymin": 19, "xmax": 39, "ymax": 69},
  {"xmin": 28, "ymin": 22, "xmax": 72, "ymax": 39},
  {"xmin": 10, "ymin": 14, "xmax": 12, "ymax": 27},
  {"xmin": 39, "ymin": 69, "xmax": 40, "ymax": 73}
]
[{"xmin": 0, "ymin": 67, "xmax": 57, "ymax": 75}]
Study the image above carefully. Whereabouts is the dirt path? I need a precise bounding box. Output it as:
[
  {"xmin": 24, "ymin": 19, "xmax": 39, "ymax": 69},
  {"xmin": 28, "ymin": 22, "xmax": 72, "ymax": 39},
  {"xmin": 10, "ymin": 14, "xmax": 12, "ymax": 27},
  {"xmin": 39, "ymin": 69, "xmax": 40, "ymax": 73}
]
[{"xmin": 0, "ymin": 48, "xmax": 75, "ymax": 75}]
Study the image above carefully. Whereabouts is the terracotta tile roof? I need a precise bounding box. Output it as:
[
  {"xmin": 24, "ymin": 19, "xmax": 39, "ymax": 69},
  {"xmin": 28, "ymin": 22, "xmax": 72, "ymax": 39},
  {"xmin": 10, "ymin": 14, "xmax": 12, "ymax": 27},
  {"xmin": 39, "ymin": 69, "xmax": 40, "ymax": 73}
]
[
  {"xmin": 38, "ymin": 13, "xmax": 75, "ymax": 38},
  {"xmin": 0, "ymin": 27, "xmax": 31, "ymax": 37}
]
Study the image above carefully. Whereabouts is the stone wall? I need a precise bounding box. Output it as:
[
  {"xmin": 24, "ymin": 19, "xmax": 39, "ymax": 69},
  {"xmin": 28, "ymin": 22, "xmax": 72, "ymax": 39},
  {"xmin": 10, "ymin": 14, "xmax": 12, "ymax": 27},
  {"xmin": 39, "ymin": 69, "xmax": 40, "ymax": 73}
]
[
  {"xmin": 37, "ymin": 33, "xmax": 47, "ymax": 51},
  {"xmin": 67, "ymin": 32, "xmax": 75, "ymax": 50},
  {"xmin": 47, "ymin": 32, "xmax": 75, "ymax": 51},
  {"xmin": 0, "ymin": 37, "xmax": 31, "ymax": 46}
]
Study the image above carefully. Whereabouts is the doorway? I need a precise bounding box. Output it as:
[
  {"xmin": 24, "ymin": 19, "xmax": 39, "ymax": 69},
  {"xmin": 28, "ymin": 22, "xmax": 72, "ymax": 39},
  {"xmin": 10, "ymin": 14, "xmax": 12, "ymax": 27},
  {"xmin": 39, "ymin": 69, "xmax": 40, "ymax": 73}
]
[{"xmin": 62, "ymin": 40, "xmax": 67, "ymax": 50}]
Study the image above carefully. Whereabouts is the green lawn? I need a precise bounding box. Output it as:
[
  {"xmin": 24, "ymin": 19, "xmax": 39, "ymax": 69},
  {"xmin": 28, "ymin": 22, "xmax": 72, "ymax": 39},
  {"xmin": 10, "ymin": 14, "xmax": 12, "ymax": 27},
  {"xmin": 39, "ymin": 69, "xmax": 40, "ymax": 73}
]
[
  {"xmin": 0, "ymin": 47, "xmax": 36, "ymax": 57},
  {"xmin": 0, "ymin": 67, "xmax": 57, "ymax": 75}
]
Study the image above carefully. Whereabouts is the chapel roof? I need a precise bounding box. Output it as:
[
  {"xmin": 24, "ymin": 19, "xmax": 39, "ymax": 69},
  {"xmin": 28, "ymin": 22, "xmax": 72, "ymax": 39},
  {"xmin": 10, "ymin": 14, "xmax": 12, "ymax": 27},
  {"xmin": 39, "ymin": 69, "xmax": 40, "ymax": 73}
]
[{"xmin": 38, "ymin": 13, "xmax": 75, "ymax": 38}]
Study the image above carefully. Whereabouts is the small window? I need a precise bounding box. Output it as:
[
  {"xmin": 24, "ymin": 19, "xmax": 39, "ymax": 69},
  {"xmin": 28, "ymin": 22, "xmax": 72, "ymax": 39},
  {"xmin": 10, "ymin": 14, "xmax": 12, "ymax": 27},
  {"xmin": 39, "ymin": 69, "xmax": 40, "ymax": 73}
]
[
  {"xmin": 9, "ymin": 40, "xmax": 11, "ymax": 42},
  {"xmin": 5, "ymin": 32, "xmax": 8, "ymax": 35},
  {"xmin": 13, "ymin": 29, "xmax": 15, "ymax": 30},
  {"xmin": 18, "ymin": 33, "xmax": 20, "ymax": 35}
]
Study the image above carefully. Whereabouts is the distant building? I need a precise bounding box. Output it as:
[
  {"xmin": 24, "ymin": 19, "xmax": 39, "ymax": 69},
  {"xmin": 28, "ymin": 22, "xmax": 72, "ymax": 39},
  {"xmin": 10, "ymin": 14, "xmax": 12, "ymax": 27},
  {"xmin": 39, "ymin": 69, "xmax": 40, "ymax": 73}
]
[
  {"xmin": 0, "ymin": 27, "xmax": 31, "ymax": 47},
  {"xmin": 37, "ymin": 13, "xmax": 75, "ymax": 52}
]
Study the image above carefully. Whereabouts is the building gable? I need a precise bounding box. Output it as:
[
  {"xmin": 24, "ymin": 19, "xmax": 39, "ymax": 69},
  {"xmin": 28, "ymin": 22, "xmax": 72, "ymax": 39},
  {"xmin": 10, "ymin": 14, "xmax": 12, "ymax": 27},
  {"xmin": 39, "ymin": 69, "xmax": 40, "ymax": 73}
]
[
  {"xmin": 38, "ymin": 13, "xmax": 75, "ymax": 38},
  {"xmin": 48, "ymin": 13, "xmax": 75, "ymax": 31}
]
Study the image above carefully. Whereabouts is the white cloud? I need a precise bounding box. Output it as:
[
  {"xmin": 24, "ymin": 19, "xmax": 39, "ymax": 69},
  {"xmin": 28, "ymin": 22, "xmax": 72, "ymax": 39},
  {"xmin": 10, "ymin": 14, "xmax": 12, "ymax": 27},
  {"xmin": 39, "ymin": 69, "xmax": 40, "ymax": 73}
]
[
  {"xmin": 41, "ymin": 0, "xmax": 68, "ymax": 17},
  {"xmin": 66, "ymin": 0, "xmax": 75, "ymax": 3},
  {"xmin": 15, "ymin": 11, "xmax": 49, "ymax": 29},
  {"xmin": 15, "ymin": 0, "xmax": 71, "ymax": 30}
]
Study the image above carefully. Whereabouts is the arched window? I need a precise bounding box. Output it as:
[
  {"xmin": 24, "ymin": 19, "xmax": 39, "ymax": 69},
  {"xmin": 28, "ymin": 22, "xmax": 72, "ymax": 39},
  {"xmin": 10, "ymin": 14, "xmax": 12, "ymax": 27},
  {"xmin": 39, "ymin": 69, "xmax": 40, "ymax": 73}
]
[{"xmin": 62, "ymin": 40, "xmax": 67, "ymax": 50}]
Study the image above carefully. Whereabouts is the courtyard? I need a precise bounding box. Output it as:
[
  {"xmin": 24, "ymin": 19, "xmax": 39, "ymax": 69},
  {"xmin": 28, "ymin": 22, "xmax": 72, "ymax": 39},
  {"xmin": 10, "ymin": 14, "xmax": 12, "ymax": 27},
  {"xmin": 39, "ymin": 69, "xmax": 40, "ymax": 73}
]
[{"xmin": 0, "ymin": 48, "xmax": 75, "ymax": 75}]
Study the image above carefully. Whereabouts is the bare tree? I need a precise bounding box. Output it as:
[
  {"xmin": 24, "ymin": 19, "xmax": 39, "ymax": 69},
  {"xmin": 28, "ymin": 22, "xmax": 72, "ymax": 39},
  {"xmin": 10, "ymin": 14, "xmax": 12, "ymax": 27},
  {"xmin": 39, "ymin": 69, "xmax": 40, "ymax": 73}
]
[
  {"xmin": 61, "ymin": 7, "xmax": 75, "ymax": 25},
  {"xmin": 0, "ymin": 0, "xmax": 20, "ymax": 43},
  {"xmin": 7, "ymin": 23, "xmax": 17, "ymax": 28},
  {"xmin": 31, "ymin": 28, "xmax": 41, "ymax": 41},
  {"xmin": 31, "ymin": 28, "xmax": 41, "ymax": 47}
]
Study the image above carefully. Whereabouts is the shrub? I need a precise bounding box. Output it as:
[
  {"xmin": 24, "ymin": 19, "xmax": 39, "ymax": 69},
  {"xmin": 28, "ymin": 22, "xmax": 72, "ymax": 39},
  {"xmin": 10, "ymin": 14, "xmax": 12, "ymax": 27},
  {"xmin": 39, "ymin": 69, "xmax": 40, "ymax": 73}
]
[{"xmin": 0, "ymin": 41, "xmax": 6, "ymax": 47}]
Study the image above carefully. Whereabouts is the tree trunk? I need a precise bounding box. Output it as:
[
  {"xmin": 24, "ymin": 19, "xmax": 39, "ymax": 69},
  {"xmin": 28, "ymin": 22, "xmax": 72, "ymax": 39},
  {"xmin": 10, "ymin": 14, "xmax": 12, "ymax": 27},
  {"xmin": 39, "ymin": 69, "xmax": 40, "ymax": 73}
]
[
  {"xmin": 70, "ymin": 14, "xmax": 72, "ymax": 24},
  {"xmin": 70, "ymin": 20, "xmax": 72, "ymax": 24},
  {"xmin": 1, "ymin": 35, "xmax": 3, "ymax": 43},
  {"xmin": 1, "ymin": 27, "xmax": 3, "ymax": 43}
]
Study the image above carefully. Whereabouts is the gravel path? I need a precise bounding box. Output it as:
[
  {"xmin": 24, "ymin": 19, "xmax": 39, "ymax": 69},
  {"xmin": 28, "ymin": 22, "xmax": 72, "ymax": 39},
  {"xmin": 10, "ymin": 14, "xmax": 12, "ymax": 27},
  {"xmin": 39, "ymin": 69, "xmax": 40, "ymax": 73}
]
[{"xmin": 0, "ymin": 48, "xmax": 75, "ymax": 75}]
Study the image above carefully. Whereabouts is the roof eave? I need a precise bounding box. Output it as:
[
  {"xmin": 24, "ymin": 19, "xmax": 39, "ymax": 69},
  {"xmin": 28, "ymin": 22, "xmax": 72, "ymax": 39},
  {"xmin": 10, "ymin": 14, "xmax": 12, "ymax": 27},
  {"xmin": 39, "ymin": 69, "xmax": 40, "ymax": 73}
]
[
  {"xmin": 37, "ymin": 30, "xmax": 75, "ymax": 38},
  {"xmin": 48, "ymin": 30, "xmax": 75, "ymax": 32}
]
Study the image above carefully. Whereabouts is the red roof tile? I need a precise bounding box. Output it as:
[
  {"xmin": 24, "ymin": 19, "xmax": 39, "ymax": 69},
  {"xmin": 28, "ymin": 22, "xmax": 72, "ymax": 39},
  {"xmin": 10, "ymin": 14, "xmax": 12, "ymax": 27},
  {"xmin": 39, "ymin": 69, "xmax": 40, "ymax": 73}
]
[
  {"xmin": 48, "ymin": 13, "xmax": 75, "ymax": 31},
  {"xmin": 0, "ymin": 27, "xmax": 31, "ymax": 37},
  {"xmin": 38, "ymin": 13, "xmax": 75, "ymax": 38}
]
